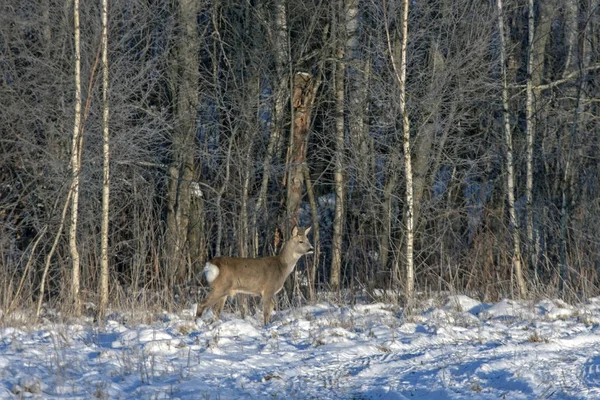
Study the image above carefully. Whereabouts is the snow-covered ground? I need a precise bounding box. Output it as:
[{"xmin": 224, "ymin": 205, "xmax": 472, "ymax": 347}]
[{"xmin": 2, "ymin": 295, "xmax": 600, "ymax": 399}]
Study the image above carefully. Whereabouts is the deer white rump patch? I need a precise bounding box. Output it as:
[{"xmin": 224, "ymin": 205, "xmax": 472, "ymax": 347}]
[{"xmin": 203, "ymin": 262, "xmax": 220, "ymax": 283}]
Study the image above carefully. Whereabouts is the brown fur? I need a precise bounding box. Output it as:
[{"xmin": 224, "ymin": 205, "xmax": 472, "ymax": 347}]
[{"xmin": 196, "ymin": 226, "xmax": 313, "ymax": 325}]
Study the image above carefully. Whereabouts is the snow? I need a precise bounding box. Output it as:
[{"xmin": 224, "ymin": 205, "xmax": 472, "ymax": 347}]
[{"xmin": 1, "ymin": 296, "xmax": 600, "ymax": 399}]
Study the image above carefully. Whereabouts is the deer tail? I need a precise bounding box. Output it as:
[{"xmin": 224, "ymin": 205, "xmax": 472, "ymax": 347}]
[{"xmin": 203, "ymin": 262, "xmax": 220, "ymax": 283}]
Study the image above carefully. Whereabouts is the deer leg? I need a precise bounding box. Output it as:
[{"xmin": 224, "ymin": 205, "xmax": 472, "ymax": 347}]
[
  {"xmin": 238, "ymin": 294, "xmax": 249, "ymax": 319},
  {"xmin": 196, "ymin": 290, "xmax": 227, "ymax": 318},
  {"xmin": 213, "ymin": 295, "xmax": 228, "ymax": 319},
  {"xmin": 262, "ymin": 294, "xmax": 275, "ymax": 325}
]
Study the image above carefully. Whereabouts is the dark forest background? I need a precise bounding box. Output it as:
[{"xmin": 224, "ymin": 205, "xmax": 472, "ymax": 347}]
[{"xmin": 1, "ymin": 0, "xmax": 599, "ymax": 315}]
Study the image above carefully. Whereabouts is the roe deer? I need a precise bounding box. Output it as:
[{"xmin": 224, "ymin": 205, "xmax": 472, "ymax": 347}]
[{"xmin": 196, "ymin": 226, "xmax": 314, "ymax": 325}]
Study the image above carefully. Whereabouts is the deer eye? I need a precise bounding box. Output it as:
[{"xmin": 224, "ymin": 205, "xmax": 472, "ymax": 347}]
[{"xmin": 299, "ymin": 240, "xmax": 304, "ymax": 243}]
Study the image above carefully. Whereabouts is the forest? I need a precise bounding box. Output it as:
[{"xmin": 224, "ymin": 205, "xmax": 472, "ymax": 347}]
[{"xmin": 1, "ymin": 0, "xmax": 599, "ymax": 319}]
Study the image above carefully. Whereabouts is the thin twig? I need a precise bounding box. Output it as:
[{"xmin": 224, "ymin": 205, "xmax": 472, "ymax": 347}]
[{"xmin": 36, "ymin": 187, "xmax": 74, "ymax": 322}]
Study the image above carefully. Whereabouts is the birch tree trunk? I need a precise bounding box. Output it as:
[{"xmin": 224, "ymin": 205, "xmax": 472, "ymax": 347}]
[
  {"xmin": 99, "ymin": 0, "xmax": 110, "ymax": 319},
  {"xmin": 70, "ymin": 0, "xmax": 82, "ymax": 314},
  {"xmin": 330, "ymin": 5, "xmax": 346, "ymax": 292},
  {"xmin": 562, "ymin": 0, "xmax": 578, "ymax": 76},
  {"xmin": 346, "ymin": 0, "xmax": 367, "ymax": 161},
  {"xmin": 379, "ymin": 0, "xmax": 397, "ymax": 289},
  {"xmin": 384, "ymin": 0, "xmax": 413, "ymax": 301},
  {"xmin": 399, "ymin": 0, "xmax": 414, "ymax": 301},
  {"xmin": 253, "ymin": 0, "xmax": 289, "ymax": 255},
  {"xmin": 525, "ymin": 0, "xmax": 535, "ymax": 277},
  {"xmin": 496, "ymin": 0, "xmax": 527, "ymax": 299},
  {"xmin": 525, "ymin": 0, "xmax": 537, "ymax": 276}
]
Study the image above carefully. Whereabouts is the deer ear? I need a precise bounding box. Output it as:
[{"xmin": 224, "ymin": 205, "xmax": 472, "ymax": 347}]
[
  {"xmin": 304, "ymin": 226, "xmax": 311, "ymax": 235},
  {"xmin": 291, "ymin": 226, "xmax": 298, "ymax": 236}
]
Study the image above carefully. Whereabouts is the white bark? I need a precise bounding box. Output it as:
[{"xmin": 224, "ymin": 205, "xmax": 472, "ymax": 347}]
[
  {"xmin": 497, "ymin": 0, "xmax": 527, "ymax": 299},
  {"xmin": 253, "ymin": 0, "xmax": 289, "ymax": 254},
  {"xmin": 99, "ymin": 0, "xmax": 110, "ymax": 319},
  {"xmin": 383, "ymin": 0, "xmax": 413, "ymax": 300},
  {"xmin": 70, "ymin": 0, "xmax": 82, "ymax": 314},
  {"xmin": 400, "ymin": 0, "xmax": 414, "ymax": 302},
  {"xmin": 562, "ymin": 0, "xmax": 578, "ymax": 76},
  {"xmin": 331, "ymin": 35, "xmax": 345, "ymax": 291},
  {"xmin": 525, "ymin": 0, "xmax": 535, "ymax": 274}
]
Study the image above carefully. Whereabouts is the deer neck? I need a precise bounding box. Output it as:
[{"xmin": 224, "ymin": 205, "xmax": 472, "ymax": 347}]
[{"xmin": 278, "ymin": 241, "xmax": 303, "ymax": 276}]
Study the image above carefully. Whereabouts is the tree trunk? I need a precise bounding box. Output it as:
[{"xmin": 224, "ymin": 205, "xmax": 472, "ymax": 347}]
[
  {"xmin": 215, "ymin": 138, "xmax": 233, "ymax": 257},
  {"xmin": 412, "ymin": 38, "xmax": 444, "ymax": 227},
  {"xmin": 253, "ymin": 0, "xmax": 290, "ymax": 256},
  {"xmin": 560, "ymin": 82, "xmax": 583, "ymax": 294},
  {"xmin": 525, "ymin": 0, "xmax": 535, "ymax": 277},
  {"xmin": 240, "ymin": 76, "xmax": 260, "ymax": 259},
  {"xmin": 380, "ymin": 171, "xmax": 396, "ymax": 285},
  {"xmin": 99, "ymin": 0, "xmax": 110, "ymax": 320},
  {"xmin": 559, "ymin": 0, "xmax": 592, "ymax": 294},
  {"xmin": 345, "ymin": 0, "xmax": 375, "ymax": 291},
  {"xmin": 188, "ymin": 182, "xmax": 205, "ymax": 280},
  {"xmin": 399, "ymin": 0, "xmax": 414, "ymax": 303},
  {"xmin": 331, "ymin": 8, "xmax": 346, "ymax": 292},
  {"xmin": 36, "ymin": 189, "xmax": 73, "ymax": 321},
  {"xmin": 526, "ymin": 0, "xmax": 555, "ymax": 276},
  {"xmin": 304, "ymin": 166, "xmax": 320, "ymax": 301},
  {"xmin": 284, "ymin": 72, "xmax": 316, "ymax": 301},
  {"xmin": 70, "ymin": 0, "xmax": 82, "ymax": 315},
  {"xmin": 562, "ymin": 0, "xmax": 578, "ymax": 76},
  {"xmin": 497, "ymin": 0, "xmax": 527, "ymax": 299},
  {"xmin": 384, "ymin": 0, "xmax": 413, "ymax": 301},
  {"xmin": 165, "ymin": 0, "xmax": 201, "ymax": 286},
  {"xmin": 286, "ymin": 72, "xmax": 316, "ymax": 230}
]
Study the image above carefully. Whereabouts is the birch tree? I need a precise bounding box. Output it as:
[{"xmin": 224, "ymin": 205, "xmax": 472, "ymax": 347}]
[
  {"xmin": 330, "ymin": 0, "xmax": 346, "ymax": 292},
  {"xmin": 99, "ymin": 0, "xmax": 110, "ymax": 319},
  {"xmin": 384, "ymin": 0, "xmax": 413, "ymax": 300},
  {"xmin": 70, "ymin": 0, "xmax": 83, "ymax": 314},
  {"xmin": 496, "ymin": 0, "xmax": 527, "ymax": 298},
  {"xmin": 253, "ymin": 0, "xmax": 290, "ymax": 255},
  {"xmin": 525, "ymin": 0, "xmax": 535, "ymax": 275}
]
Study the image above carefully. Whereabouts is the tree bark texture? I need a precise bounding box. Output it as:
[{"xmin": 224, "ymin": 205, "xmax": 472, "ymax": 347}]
[
  {"xmin": 253, "ymin": 0, "xmax": 290, "ymax": 256},
  {"xmin": 497, "ymin": 0, "xmax": 527, "ymax": 299},
  {"xmin": 99, "ymin": 0, "xmax": 110, "ymax": 319},
  {"xmin": 383, "ymin": 0, "xmax": 414, "ymax": 300},
  {"xmin": 286, "ymin": 72, "xmax": 316, "ymax": 230},
  {"xmin": 331, "ymin": 5, "xmax": 346, "ymax": 292},
  {"xmin": 70, "ymin": 0, "xmax": 82, "ymax": 315},
  {"xmin": 165, "ymin": 0, "xmax": 201, "ymax": 285}
]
